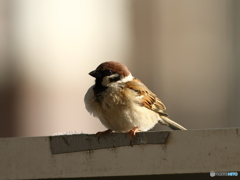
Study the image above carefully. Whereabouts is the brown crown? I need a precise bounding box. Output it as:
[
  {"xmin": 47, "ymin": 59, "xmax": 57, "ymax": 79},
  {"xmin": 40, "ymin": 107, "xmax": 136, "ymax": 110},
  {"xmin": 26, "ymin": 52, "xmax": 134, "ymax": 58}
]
[{"xmin": 96, "ymin": 61, "xmax": 130, "ymax": 77}]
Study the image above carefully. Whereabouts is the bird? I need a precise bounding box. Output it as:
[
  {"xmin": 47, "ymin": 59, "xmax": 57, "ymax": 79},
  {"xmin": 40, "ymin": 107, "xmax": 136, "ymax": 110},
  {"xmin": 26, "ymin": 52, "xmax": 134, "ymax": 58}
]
[{"xmin": 84, "ymin": 61, "xmax": 187, "ymax": 140}]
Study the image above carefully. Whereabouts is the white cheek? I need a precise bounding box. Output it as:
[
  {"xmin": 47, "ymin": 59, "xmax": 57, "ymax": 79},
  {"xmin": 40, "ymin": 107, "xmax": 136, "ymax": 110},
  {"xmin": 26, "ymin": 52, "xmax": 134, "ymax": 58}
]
[
  {"xmin": 102, "ymin": 76, "xmax": 109, "ymax": 86},
  {"xmin": 101, "ymin": 73, "xmax": 133, "ymax": 86},
  {"xmin": 101, "ymin": 73, "xmax": 120, "ymax": 86}
]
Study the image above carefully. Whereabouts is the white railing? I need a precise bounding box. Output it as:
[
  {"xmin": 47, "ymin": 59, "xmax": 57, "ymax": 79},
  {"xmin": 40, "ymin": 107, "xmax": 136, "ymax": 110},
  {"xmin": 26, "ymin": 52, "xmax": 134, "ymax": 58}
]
[{"xmin": 0, "ymin": 128, "xmax": 239, "ymax": 179}]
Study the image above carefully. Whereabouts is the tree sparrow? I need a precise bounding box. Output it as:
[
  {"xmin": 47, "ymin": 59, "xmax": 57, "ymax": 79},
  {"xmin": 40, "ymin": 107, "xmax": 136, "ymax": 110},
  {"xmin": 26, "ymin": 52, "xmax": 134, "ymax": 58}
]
[{"xmin": 84, "ymin": 61, "xmax": 187, "ymax": 139}]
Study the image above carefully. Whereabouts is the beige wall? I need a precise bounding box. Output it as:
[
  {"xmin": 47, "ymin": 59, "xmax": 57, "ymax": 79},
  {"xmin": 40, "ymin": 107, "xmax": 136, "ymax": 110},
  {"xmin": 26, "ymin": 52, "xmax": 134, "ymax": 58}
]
[{"xmin": 0, "ymin": 0, "xmax": 239, "ymax": 137}]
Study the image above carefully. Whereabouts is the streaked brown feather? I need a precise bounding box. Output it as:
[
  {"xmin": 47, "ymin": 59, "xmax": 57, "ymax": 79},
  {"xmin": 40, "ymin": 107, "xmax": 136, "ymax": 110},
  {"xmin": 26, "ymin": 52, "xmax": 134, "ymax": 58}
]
[{"xmin": 125, "ymin": 78, "xmax": 168, "ymax": 116}]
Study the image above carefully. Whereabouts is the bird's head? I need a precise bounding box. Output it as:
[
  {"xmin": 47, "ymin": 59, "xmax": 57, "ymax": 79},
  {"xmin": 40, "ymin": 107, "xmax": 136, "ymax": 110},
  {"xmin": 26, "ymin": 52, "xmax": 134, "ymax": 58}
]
[{"xmin": 89, "ymin": 61, "xmax": 133, "ymax": 87}]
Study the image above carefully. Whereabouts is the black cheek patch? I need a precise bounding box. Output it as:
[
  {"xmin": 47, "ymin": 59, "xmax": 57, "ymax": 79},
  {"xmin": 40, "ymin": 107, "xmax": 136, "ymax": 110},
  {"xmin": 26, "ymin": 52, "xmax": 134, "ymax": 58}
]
[{"xmin": 109, "ymin": 76, "xmax": 121, "ymax": 82}]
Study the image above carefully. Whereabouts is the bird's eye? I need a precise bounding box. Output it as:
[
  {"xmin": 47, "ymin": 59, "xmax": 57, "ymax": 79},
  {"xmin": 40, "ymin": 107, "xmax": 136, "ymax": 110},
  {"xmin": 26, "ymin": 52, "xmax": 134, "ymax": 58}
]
[{"xmin": 105, "ymin": 69, "xmax": 113, "ymax": 75}]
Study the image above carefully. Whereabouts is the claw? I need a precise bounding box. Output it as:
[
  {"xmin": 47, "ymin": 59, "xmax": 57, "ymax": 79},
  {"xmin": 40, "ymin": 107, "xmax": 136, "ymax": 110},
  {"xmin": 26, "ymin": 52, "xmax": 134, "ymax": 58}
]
[
  {"xmin": 96, "ymin": 129, "xmax": 113, "ymax": 143},
  {"xmin": 126, "ymin": 127, "xmax": 141, "ymax": 146}
]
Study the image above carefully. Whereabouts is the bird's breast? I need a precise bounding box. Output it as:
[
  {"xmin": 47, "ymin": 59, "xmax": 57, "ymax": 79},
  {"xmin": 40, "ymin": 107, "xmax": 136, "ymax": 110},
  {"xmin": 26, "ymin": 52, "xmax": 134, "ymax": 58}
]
[{"xmin": 99, "ymin": 86, "xmax": 128, "ymax": 108}]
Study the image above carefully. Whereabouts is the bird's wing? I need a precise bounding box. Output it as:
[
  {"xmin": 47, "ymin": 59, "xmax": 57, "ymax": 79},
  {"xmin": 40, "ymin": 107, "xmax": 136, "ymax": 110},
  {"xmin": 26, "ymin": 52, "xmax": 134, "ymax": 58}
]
[{"xmin": 125, "ymin": 78, "xmax": 168, "ymax": 116}]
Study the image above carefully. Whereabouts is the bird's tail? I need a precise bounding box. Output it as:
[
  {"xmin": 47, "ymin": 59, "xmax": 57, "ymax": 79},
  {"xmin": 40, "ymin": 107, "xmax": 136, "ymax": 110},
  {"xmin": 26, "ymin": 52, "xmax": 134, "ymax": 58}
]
[{"xmin": 160, "ymin": 116, "xmax": 187, "ymax": 130}]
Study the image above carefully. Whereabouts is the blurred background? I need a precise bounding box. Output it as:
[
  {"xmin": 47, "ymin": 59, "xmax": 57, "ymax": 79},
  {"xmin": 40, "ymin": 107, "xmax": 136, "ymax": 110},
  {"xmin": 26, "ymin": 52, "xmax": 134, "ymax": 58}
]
[{"xmin": 0, "ymin": 0, "xmax": 240, "ymax": 137}]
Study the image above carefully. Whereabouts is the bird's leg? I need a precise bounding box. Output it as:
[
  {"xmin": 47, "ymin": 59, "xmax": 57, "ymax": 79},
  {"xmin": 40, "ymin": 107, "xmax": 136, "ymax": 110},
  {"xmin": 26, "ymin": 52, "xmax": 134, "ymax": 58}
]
[
  {"xmin": 126, "ymin": 127, "xmax": 141, "ymax": 146},
  {"xmin": 96, "ymin": 129, "xmax": 113, "ymax": 143}
]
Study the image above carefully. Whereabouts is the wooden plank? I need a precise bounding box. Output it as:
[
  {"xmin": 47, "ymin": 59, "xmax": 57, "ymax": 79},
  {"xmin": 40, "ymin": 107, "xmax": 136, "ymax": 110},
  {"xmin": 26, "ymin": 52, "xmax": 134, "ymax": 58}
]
[
  {"xmin": 1, "ymin": 128, "xmax": 240, "ymax": 180},
  {"xmin": 50, "ymin": 131, "xmax": 170, "ymax": 154}
]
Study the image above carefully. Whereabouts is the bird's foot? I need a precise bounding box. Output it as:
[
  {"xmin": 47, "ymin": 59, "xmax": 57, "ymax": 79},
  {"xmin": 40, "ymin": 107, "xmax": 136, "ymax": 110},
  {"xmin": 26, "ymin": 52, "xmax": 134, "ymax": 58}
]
[
  {"xmin": 96, "ymin": 129, "xmax": 113, "ymax": 143},
  {"xmin": 126, "ymin": 127, "xmax": 141, "ymax": 146}
]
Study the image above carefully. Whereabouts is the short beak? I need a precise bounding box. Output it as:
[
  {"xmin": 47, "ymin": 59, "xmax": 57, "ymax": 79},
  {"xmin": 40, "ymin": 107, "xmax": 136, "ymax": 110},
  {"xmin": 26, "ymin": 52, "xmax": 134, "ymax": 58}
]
[{"xmin": 89, "ymin": 70, "xmax": 102, "ymax": 78}]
